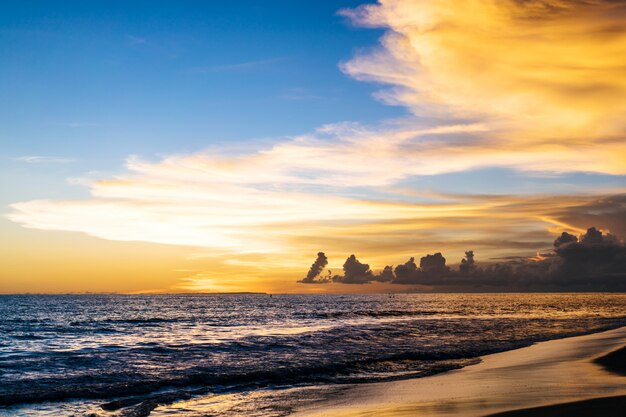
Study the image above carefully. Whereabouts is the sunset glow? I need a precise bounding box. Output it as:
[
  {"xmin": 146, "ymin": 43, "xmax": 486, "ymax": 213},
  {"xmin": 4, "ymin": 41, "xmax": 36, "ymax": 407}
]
[
  {"xmin": 2, "ymin": 3, "xmax": 626, "ymax": 416},
  {"xmin": 2, "ymin": 0, "xmax": 625, "ymax": 293}
]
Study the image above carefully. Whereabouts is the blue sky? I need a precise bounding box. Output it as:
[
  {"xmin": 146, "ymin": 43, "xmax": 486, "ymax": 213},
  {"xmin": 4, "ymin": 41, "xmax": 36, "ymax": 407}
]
[
  {"xmin": 3, "ymin": 0, "xmax": 624, "ymax": 206},
  {"xmin": 0, "ymin": 0, "xmax": 403, "ymax": 203}
]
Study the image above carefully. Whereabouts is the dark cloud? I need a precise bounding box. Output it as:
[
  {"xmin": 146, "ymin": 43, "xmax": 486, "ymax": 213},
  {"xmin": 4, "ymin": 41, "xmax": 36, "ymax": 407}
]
[
  {"xmin": 553, "ymin": 194, "xmax": 626, "ymax": 238},
  {"xmin": 333, "ymin": 255, "xmax": 374, "ymax": 284},
  {"xmin": 459, "ymin": 251, "xmax": 476, "ymax": 275},
  {"xmin": 299, "ymin": 252, "xmax": 330, "ymax": 284},
  {"xmin": 390, "ymin": 253, "xmax": 450, "ymax": 284},
  {"xmin": 460, "ymin": 227, "xmax": 626, "ymax": 290},
  {"xmin": 551, "ymin": 227, "xmax": 626, "ymax": 287},
  {"xmin": 554, "ymin": 232, "xmax": 578, "ymax": 247},
  {"xmin": 299, "ymin": 227, "xmax": 626, "ymax": 290},
  {"xmin": 419, "ymin": 252, "xmax": 449, "ymax": 278},
  {"xmin": 375, "ymin": 265, "xmax": 395, "ymax": 282},
  {"xmin": 392, "ymin": 257, "xmax": 419, "ymax": 284},
  {"xmin": 581, "ymin": 226, "xmax": 603, "ymax": 244}
]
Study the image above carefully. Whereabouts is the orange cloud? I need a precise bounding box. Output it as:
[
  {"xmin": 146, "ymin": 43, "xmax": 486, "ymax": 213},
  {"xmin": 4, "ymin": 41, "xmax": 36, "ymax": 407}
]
[
  {"xmin": 6, "ymin": 0, "xmax": 626, "ymax": 292},
  {"xmin": 341, "ymin": 0, "xmax": 626, "ymax": 172}
]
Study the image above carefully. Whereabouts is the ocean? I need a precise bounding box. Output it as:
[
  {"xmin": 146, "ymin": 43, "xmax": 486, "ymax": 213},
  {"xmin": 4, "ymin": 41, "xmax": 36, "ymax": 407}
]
[{"xmin": 1, "ymin": 293, "xmax": 625, "ymax": 416}]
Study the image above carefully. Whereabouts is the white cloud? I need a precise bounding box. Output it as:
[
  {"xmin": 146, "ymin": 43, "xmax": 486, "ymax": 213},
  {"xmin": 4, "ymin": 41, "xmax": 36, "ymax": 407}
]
[
  {"xmin": 16, "ymin": 156, "xmax": 75, "ymax": 164},
  {"xmin": 186, "ymin": 57, "xmax": 288, "ymax": 73}
]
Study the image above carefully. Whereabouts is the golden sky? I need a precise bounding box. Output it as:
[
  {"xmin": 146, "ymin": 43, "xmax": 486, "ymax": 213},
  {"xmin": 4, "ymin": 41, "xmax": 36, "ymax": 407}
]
[{"xmin": 3, "ymin": 0, "xmax": 626, "ymax": 293}]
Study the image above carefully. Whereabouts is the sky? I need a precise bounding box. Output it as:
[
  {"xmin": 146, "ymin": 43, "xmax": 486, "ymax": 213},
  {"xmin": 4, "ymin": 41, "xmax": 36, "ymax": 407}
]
[{"xmin": 1, "ymin": 0, "xmax": 625, "ymax": 293}]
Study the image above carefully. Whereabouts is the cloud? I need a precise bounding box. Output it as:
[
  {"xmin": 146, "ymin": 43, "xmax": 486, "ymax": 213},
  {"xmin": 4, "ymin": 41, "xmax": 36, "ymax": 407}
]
[
  {"xmin": 8, "ymin": 146, "xmax": 626, "ymax": 267},
  {"xmin": 279, "ymin": 87, "xmax": 324, "ymax": 101},
  {"xmin": 126, "ymin": 35, "xmax": 147, "ymax": 46},
  {"xmin": 551, "ymin": 195, "xmax": 626, "ymax": 238},
  {"xmin": 300, "ymin": 252, "xmax": 330, "ymax": 283},
  {"xmin": 302, "ymin": 226, "xmax": 626, "ymax": 290},
  {"xmin": 16, "ymin": 156, "xmax": 75, "ymax": 164},
  {"xmin": 553, "ymin": 232, "xmax": 578, "ymax": 248},
  {"xmin": 551, "ymin": 227, "xmax": 626, "ymax": 286},
  {"xmin": 186, "ymin": 57, "xmax": 288, "ymax": 73},
  {"xmin": 376, "ymin": 265, "xmax": 395, "ymax": 282},
  {"xmin": 459, "ymin": 250, "xmax": 476, "ymax": 275},
  {"xmin": 56, "ymin": 122, "xmax": 102, "ymax": 128},
  {"xmin": 332, "ymin": 254, "xmax": 374, "ymax": 284},
  {"xmin": 340, "ymin": 0, "xmax": 626, "ymax": 174},
  {"xmin": 6, "ymin": 1, "xmax": 626, "ymax": 290},
  {"xmin": 392, "ymin": 257, "xmax": 418, "ymax": 284},
  {"xmin": 388, "ymin": 252, "xmax": 449, "ymax": 284},
  {"xmin": 418, "ymin": 252, "xmax": 449, "ymax": 278}
]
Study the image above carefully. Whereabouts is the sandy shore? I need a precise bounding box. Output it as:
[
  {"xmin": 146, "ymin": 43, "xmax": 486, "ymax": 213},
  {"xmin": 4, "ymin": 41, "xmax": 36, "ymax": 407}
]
[
  {"xmin": 485, "ymin": 395, "xmax": 626, "ymax": 416},
  {"xmin": 292, "ymin": 327, "xmax": 626, "ymax": 417}
]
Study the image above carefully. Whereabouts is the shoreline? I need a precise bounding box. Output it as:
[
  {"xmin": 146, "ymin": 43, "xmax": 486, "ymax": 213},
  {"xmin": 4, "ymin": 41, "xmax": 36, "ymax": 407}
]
[
  {"xmin": 3, "ymin": 326, "xmax": 625, "ymax": 417},
  {"xmin": 485, "ymin": 345, "xmax": 626, "ymax": 416},
  {"xmin": 291, "ymin": 326, "xmax": 626, "ymax": 417},
  {"xmin": 486, "ymin": 395, "xmax": 626, "ymax": 417}
]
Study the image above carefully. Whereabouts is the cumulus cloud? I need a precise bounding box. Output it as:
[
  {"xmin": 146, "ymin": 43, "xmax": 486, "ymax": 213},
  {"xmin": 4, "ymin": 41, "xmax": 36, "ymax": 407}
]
[
  {"xmin": 554, "ymin": 232, "xmax": 578, "ymax": 248},
  {"xmin": 459, "ymin": 250, "xmax": 476, "ymax": 275},
  {"xmin": 333, "ymin": 254, "xmax": 374, "ymax": 284},
  {"xmin": 299, "ymin": 252, "xmax": 330, "ymax": 284},
  {"xmin": 551, "ymin": 227, "xmax": 626, "ymax": 286},
  {"xmin": 419, "ymin": 252, "xmax": 449, "ymax": 278},
  {"xmin": 376, "ymin": 265, "xmax": 395, "ymax": 282},
  {"xmin": 387, "ymin": 252, "xmax": 450, "ymax": 284},
  {"xmin": 392, "ymin": 257, "xmax": 419, "ymax": 284},
  {"xmin": 301, "ymin": 227, "xmax": 626, "ymax": 290}
]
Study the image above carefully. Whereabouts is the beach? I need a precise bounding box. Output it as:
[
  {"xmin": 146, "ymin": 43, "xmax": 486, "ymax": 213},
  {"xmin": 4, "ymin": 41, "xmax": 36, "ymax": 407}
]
[
  {"xmin": 293, "ymin": 326, "xmax": 626, "ymax": 417},
  {"xmin": 3, "ymin": 294, "xmax": 626, "ymax": 417}
]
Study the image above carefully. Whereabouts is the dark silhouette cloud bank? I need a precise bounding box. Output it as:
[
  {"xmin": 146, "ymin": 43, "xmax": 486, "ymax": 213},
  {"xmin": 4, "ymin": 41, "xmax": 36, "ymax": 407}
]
[
  {"xmin": 299, "ymin": 227, "xmax": 626, "ymax": 291},
  {"xmin": 300, "ymin": 252, "xmax": 330, "ymax": 284}
]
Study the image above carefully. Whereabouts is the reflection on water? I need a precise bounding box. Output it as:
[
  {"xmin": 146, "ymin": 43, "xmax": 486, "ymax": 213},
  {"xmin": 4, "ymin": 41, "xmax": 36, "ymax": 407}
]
[{"xmin": 1, "ymin": 293, "xmax": 625, "ymax": 416}]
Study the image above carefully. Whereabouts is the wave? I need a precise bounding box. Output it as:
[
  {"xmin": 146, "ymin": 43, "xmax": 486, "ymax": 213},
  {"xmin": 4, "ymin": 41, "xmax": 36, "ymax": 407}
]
[
  {"xmin": 2, "ymin": 324, "xmax": 624, "ymax": 407},
  {"xmin": 301, "ymin": 309, "xmax": 449, "ymax": 319},
  {"xmin": 0, "ymin": 350, "xmax": 482, "ymax": 406},
  {"xmin": 2, "ymin": 293, "xmax": 625, "ymax": 413}
]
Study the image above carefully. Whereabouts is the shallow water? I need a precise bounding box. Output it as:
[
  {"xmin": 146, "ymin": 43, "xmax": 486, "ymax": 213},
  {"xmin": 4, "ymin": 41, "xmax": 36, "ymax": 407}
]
[{"xmin": 1, "ymin": 293, "xmax": 625, "ymax": 416}]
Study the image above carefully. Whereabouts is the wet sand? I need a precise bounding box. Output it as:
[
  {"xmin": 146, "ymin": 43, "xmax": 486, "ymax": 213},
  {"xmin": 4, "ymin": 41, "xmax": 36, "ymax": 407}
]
[
  {"xmin": 486, "ymin": 345, "xmax": 626, "ymax": 417},
  {"xmin": 594, "ymin": 345, "xmax": 626, "ymax": 376},
  {"xmin": 485, "ymin": 395, "xmax": 626, "ymax": 416},
  {"xmin": 292, "ymin": 327, "xmax": 626, "ymax": 417}
]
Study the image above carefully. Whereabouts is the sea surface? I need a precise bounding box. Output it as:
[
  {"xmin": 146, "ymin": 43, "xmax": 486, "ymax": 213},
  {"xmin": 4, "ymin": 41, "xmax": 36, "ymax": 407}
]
[{"xmin": 1, "ymin": 293, "xmax": 625, "ymax": 416}]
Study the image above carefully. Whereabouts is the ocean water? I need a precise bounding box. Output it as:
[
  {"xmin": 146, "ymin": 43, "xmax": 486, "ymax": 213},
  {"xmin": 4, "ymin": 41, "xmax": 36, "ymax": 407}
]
[{"xmin": 1, "ymin": 293, "xmax": 625, "ymax": 416}]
